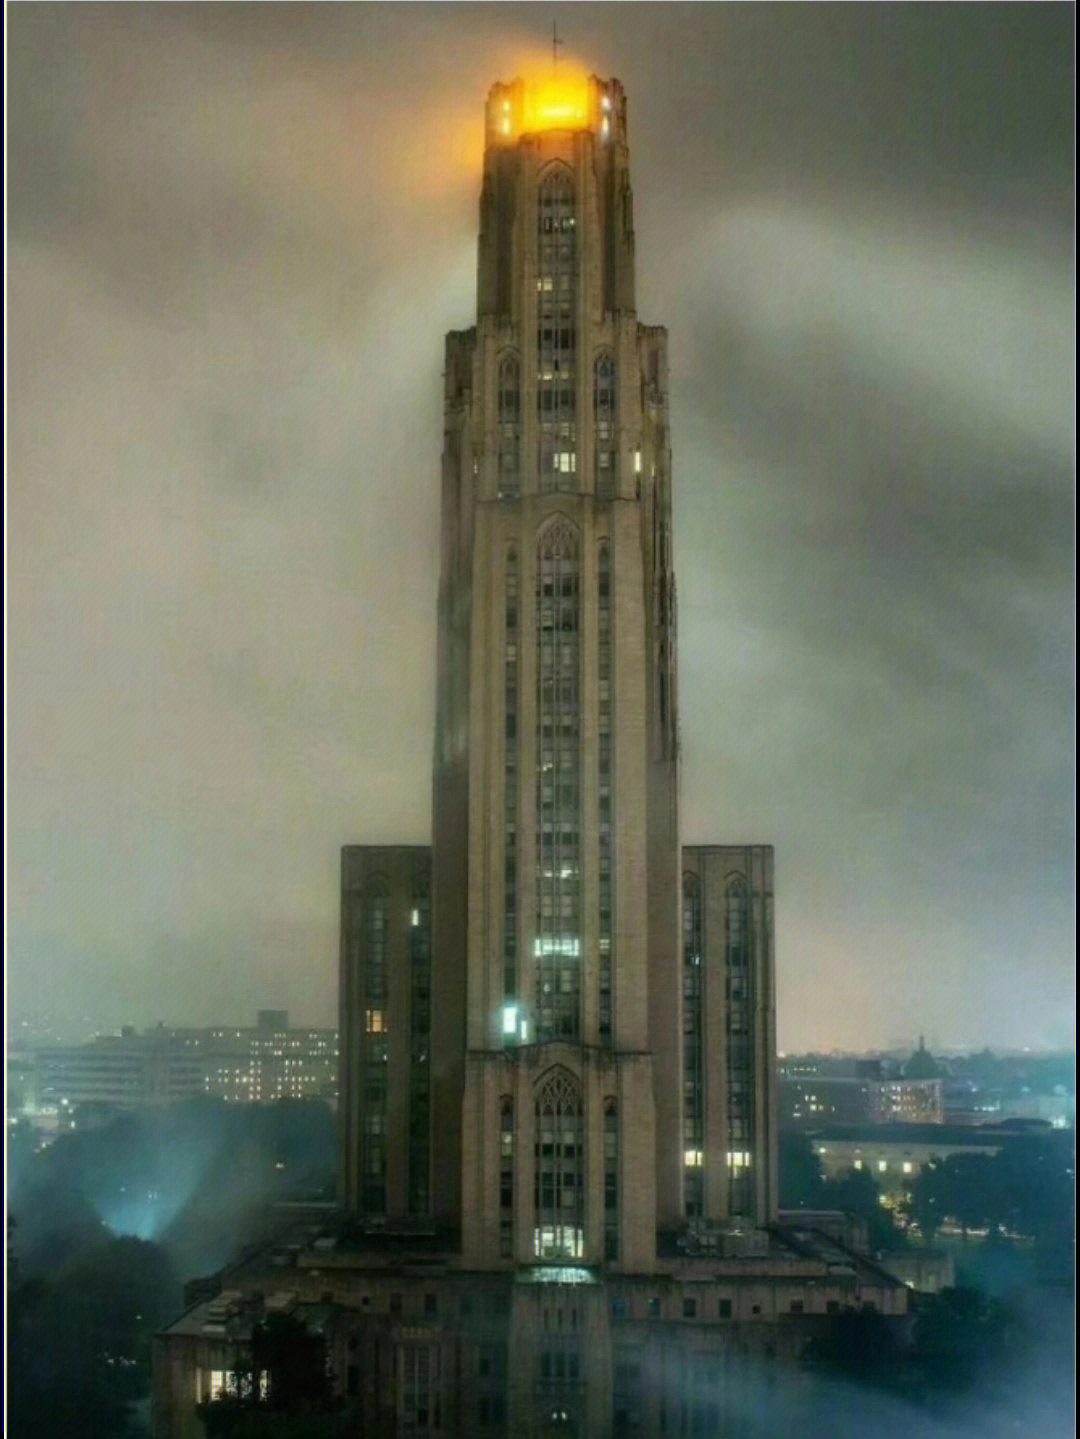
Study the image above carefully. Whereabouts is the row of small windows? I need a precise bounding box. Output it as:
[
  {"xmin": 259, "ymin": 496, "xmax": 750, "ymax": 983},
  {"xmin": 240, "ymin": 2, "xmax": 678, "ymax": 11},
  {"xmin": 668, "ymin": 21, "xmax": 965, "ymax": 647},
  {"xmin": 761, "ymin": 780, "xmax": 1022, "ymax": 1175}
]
[{"xmin": 354, "ymin": 882, "xmax": 431, "ymax": 1218}]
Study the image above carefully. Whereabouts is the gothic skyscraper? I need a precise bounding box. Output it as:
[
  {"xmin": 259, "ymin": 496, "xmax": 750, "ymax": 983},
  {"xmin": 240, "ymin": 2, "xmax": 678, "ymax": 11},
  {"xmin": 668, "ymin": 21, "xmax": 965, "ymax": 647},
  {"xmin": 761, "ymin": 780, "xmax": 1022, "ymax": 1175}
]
[
  {"xmin": 342, "ymin": 72, "xmax": 777, "ymax": 1269},
  {"xmin": 158, "ymin": 75, "xmax": 912, "ymax": 1439}
]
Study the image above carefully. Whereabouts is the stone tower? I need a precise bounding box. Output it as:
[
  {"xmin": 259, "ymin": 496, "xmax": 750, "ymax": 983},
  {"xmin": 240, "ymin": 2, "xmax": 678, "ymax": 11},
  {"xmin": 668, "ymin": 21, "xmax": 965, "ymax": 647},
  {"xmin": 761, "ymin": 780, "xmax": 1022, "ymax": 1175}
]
[{"xmin": 431, "ymin": 75, "xmax": 681, "ymax": 1268}]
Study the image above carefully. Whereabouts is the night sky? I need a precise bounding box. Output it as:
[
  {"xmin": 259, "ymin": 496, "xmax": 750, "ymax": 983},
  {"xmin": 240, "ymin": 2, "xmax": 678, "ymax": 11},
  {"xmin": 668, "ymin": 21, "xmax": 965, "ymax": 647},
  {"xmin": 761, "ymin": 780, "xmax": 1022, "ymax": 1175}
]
[{"xmin": 8, "ymin": 5, "xmax": 1074, "ymax": 1051}]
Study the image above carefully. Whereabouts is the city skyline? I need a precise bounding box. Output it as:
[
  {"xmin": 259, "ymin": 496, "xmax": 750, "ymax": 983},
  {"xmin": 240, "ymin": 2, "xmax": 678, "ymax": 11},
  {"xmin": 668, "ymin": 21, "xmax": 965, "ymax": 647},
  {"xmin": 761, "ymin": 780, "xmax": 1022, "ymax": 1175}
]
[{"xmin": 9, "ymin": 5, "xmax": 1074, "ymax": 1052}]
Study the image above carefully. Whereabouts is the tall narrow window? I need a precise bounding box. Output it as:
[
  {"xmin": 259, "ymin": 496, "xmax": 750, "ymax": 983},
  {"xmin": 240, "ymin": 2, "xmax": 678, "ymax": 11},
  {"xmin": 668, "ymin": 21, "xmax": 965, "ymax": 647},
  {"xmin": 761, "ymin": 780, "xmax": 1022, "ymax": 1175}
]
[
  {"xmin": 499, "ymin": 1097, "xmax": 514, "ymax": 1257},
  {"xmin": 504, "ymin": 549, "xmax": 519, "ymax": 1029},
  {"xmin": 537, "ymin": 168, "xmax": 577, "ymax": 492},
  {"xmin": 534, "ymin": 1069, "xmax": 583, "ymax": 1260},
  {"xmin": 408, "ymin": 876, "xmax": 431, "ymax": 1215},
  {"xmin": 497, "ymin": 355, "xmax": 520, "ymax": 498},
  {"xmin": 598, "ymin": 543, "xmax": 614, "ymax": 1043},
  {"xmin": 363, "ymin": 882, "xmax": 389, "ymax": 1217},
  {"xmin": 725, "ymin": 877, "xmax": 753, "ymax": 1217},
  {"xmin": 603, "ymin": 1100, "xmax": 619, "ymax": 1261},
  {"xmin": 683, "ymin": 874, "xmax": 704, "ymax": 1218},
  {"xmin": 594, "ymin": 355, "xmax": 617, "ymax": 498},
  {"xmin": 535, "ymin": 521, "xmax": 581, "ymax": 1043}
]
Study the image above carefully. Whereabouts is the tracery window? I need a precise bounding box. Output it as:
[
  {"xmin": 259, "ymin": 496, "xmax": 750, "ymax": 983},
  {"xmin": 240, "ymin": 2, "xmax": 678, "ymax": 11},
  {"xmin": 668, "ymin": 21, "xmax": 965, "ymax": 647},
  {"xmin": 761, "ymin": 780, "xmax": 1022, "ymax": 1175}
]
[
  {"xmin": 533, "ymin": 1069, "xmax": 584, "ymax": 1260},
  {"xmin": 535, "ymin": 521, "xmax": 581, "ymax": 1043}
]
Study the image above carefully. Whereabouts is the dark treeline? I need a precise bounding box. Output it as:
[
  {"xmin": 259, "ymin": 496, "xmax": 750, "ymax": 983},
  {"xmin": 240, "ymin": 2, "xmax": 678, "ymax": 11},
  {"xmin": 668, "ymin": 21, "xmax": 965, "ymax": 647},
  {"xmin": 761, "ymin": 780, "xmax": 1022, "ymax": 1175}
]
[
  {"xmin": 779, "ymin": 1126, "xmax": 1075, "ymax": 1283},
  {"xmin": 7, "ymin": 1099, "xmax": 337, "ymax": 1439}
]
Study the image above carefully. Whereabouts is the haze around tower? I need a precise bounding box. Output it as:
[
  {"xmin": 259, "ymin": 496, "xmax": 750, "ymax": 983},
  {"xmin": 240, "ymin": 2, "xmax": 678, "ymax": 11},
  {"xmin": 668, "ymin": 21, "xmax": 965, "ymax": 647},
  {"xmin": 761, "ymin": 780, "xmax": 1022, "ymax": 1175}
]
[{"xmin": 7, "ymin": 5, "xmax": 1074, "ymax": 1052}]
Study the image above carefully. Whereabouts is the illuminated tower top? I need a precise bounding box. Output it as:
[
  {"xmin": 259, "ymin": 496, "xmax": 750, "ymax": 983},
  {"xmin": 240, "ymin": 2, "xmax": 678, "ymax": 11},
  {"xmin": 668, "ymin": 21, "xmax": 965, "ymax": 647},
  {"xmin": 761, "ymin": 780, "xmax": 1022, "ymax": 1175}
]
[
  {"xmin": 476, "ymin": 74, "xmax": 636, "ymax": 322},
  {"xmin": 484, "ymin": 73, "xmax": 628, "ymax": 144}
]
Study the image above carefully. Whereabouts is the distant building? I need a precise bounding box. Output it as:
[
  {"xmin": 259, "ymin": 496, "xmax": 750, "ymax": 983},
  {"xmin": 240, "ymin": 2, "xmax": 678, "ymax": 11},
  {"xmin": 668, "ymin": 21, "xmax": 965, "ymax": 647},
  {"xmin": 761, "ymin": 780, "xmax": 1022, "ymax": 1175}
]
[
  {"xmin": 808, "ymin": 1123, "xmax": 1013, "ymax": 1199},
  {"xmin": 26, "ymin": 1014, "xmax": 338, "ymax": 1115},
  {"xmin": 781, "ymin": 1076, "xmax": 944, "ymax": 1128}
]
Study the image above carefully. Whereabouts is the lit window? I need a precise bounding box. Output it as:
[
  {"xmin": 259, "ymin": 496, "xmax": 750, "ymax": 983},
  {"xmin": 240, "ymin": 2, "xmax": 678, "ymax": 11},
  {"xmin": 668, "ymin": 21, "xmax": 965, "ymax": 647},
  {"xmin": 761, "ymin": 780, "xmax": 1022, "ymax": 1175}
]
[
  {"xmin": 684, "ymin": 1149, "xmax": 703, "ymax": 1167},
  {"xmin": 502, "ymin": 1004, "xmax": 519, "ymax": 1036},
  {"xmin": 411, "ymin": 908, "xmax": 420, "ymax": 927},
  {"xmin": 878, "ymin": 1160, "xmax": 887, "ymax": 1173},
  {"xmin": 902, "ymin": 1161, "xmax": 913, "ymax": 1174},
  {"xmin": 633, "ymin": 450, "xmax": 642, "ymax": 473},
  {"xmin": 365, "ymin": 1009, "xmax": 385, "ymax": 1034},
  {"xmin": 853, "ymin": 1158, "xmax": 863, "ymax": 1170}
]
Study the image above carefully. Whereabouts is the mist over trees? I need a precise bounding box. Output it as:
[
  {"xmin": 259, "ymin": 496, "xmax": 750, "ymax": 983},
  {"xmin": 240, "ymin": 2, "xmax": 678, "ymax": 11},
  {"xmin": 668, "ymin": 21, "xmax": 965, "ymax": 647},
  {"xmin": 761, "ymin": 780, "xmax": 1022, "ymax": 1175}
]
[
  {"xmin": 6, "ymin": 1104, "xmax": 1073, "ymax": 1437},
  {"xmin": 7, "ymin": 1100, "xmax": 337, "ymax": 1439}
]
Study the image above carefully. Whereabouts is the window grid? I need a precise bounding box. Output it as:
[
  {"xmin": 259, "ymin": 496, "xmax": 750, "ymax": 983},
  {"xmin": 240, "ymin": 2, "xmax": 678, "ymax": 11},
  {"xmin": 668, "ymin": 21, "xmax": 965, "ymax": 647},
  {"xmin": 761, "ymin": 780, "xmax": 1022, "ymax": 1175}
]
[
  {"xmin": 497, "ymin": 355, "xmax": 520, "ymax": 497},
  {"xmin": 534, "ymin": 1069, "xmax": 584, "ymax": 1260},
  {"xmin": 598, "ymin": 543, "xmax": 614, "ymax": 1043},
  {"xmin": 537, "ymin": 170, "xmax": 577, "ymax": 492},
  {"xmin": 407, "ymin": 878, "xmax": 431, "ymax": 1215},
  {"xmin": 535, "ymin": 523, "xmax": 581, "ymax": 1043},
  {"xmin": 594, "ymin": 355, "xmax": 617, "ymax": 498},
  {"xmin": 362, "ymin": 884, "xmax": 389, "ymax": 1216},
  {"xmin": 725, "ymin": 878, "xmax": 754, "ymax": 1216},
  {"xmin": 603, "ymin": 1100, "xmax": 619, "ymax": 1262},
  {"xmin": 682, "ymin": 874, "xmax": 704, "ymax": 1218},
  {"xmin": 504, "ymin": 550, "xmax": 519, "ymax": 1017},
  {"xmin": 499, "ymin": 1097, "xmax": 514, "ymax": 1256}
]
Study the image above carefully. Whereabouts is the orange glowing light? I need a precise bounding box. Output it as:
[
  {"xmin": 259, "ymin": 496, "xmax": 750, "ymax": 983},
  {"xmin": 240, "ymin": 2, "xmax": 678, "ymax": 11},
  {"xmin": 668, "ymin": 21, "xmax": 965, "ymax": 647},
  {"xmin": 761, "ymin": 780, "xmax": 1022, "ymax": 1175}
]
[{"xmin": 521, "ymin": 74, "xmax": 591, "ymax": 133}]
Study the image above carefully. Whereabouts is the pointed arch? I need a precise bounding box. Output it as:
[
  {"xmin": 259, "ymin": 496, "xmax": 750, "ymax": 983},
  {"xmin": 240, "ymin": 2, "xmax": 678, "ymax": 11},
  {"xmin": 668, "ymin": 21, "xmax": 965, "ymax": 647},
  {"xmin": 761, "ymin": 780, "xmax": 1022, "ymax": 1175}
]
[
  {"xmin": 534, "ymin": 1067, "xmax": 584, "ymax": 1260},
  {"xmin": 537, "ymin": 513, "xmax": 580, "ymax": 559}
]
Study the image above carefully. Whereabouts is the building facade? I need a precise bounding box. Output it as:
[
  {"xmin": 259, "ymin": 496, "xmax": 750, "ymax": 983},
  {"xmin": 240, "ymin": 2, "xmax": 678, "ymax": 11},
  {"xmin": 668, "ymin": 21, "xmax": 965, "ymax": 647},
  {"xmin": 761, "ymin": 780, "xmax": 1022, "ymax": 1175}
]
[
  {"xmin": 339, "ymin": 74, "xmax": 776, "ymax": 1268},
  {"xmin": 24, "ymin": 1013, "xmax": 338, "ymax": 1117},
  {"xmin": 157, "ymin": 73, "xmax": 909, "ymax": 1439}
]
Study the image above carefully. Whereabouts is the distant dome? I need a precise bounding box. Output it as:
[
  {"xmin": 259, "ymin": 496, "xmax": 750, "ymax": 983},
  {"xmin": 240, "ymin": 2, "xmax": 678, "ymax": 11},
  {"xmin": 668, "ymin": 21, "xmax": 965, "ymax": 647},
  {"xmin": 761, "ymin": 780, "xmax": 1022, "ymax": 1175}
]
[{"xmin": 902, "ymin": 1036, "xmax": 945, "ymax": 1080}]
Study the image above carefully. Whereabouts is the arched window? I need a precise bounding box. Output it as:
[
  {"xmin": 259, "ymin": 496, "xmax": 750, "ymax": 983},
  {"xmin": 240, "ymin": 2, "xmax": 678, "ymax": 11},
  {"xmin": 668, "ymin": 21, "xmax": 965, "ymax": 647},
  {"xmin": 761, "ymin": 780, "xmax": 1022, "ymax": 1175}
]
[
  {"xmin": 497, "ymin": 354, "xmax": 520, "ymax": 497},
  {"xmin": 535, "ymin": 521, "xmax": 581, "ymax": 1043},
  {"xmin": 725, "ymin": 877, "xmax": 753, "ymax": 1216},
  {"xmin": 534, "ymin": 1069, "xmax": 583, "ymax": 1259},
  {"xmin": 683, "ymin": 873, "xmax": 704, "ymax": 1217},
  {"xmin": 603, "ymin": 1100, "xmax": 619, "ymax": 1261},
  {"xmin": 594, "ymin": 354, "xmax": 617, "ymax": 498},
  {"xmin": 537, "ymin": 168, "xmax": 578, "ymax": 492},
  {"xmin": 598, "ymin": 543, "xmax": 614, "ymax": 1043},
  {"xmin": 362, "ymin": 882, "xmax": 389, "ymax": 1216}
]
